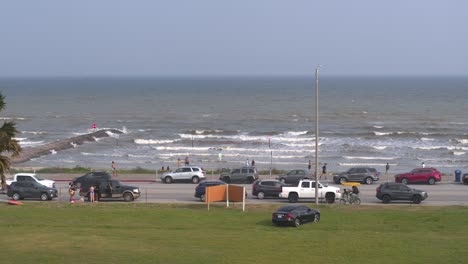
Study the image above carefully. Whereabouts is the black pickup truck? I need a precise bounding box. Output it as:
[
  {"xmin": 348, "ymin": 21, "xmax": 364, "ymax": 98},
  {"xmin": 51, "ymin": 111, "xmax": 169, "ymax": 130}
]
[{"xmin": 72, "ymin": 171, "xmax": 140, "ymax": 202}]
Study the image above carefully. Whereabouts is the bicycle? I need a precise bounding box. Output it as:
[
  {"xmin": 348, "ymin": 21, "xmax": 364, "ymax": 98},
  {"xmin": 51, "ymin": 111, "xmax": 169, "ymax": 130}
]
[{"xmin": 339, "ymin": 189, "xmax": 361, "ymax": 205}]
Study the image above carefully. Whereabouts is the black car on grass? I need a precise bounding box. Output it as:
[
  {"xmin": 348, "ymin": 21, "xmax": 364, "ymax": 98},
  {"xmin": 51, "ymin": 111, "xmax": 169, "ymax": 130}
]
[{"xmin": 272, "ymin": 205, "xmax": 320, "ymax": 227}]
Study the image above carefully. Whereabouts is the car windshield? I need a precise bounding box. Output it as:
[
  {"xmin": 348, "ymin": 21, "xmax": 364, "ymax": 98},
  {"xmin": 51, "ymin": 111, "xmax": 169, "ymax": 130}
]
[{"xmin": 35, "ymin": 176, "xmax": 44, "ymax": 180}]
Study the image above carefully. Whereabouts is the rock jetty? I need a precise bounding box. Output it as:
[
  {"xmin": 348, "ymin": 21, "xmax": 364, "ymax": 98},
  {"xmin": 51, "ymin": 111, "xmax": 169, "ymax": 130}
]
[{"xmin": 12, "ymin": 129, "xmax": 123, "ymax": 164}]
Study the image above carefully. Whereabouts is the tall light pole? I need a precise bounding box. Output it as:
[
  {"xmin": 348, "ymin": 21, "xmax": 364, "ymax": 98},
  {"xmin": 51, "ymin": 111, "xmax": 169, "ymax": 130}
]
[{"xmin": 314, "ymin": 66, "xmax": 320, "ymax": 205}]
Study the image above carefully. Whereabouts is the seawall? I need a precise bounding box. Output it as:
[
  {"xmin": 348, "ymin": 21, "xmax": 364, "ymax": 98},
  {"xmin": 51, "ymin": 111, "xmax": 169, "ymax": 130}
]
[{"xmin": 12, "ymin": 129, "xmax": 123, "ymax": 164}]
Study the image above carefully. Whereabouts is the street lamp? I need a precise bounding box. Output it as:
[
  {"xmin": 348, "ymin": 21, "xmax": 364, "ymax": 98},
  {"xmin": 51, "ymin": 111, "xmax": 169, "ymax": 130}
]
[{"xmin": 314, "ymin": 66, "xmax": 320, "ymax": 205}]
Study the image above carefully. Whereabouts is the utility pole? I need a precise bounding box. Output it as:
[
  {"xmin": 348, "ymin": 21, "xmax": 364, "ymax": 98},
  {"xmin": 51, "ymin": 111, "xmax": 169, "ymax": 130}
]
[{"xmin": 314, "ymin": 66, "xmax": 320, "ymax": 205}]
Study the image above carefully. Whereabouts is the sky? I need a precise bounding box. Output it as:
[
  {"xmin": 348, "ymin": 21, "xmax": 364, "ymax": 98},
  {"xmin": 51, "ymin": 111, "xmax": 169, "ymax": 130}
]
[{"xmin": 0, "ymin": 0, "xmax": 466, "ymax": 77}]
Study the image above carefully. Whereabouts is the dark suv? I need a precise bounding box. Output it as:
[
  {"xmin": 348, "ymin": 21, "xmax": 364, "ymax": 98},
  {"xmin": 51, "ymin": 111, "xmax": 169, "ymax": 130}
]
[
  {"xmin": 252, "ymin": 179, "xmax": 284, "ymax": 199},
  {"xmin": 194, "ymin": 180, "xmax": 226, "ymax": 201},
  {"xmin": 7, "ymin": 181, "xmax": 58, "ymax": 201},
  {"xmin": 333, "ymin": 167, "xmax": 380, "ymax": 185},
  {"xmin": 277, "ymin": 170, "xmax": 313, "ymax": 184},
  {"xmin": 220, "ymin": 167, "xmax": 259, "ymax": 183},
  {"xmin": 376, "ymin": 182, "xmax": 428, "ymax": 204},
  {"xmin": 72, "ymin": 171, "xmax": 140, "ymax": 202}
]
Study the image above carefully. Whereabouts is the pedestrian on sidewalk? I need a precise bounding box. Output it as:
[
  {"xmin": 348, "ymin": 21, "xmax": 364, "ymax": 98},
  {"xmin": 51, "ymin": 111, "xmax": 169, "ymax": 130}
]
[{"xmin": 112, "ymin": 161, "xmax": 117, "ymax": 177}]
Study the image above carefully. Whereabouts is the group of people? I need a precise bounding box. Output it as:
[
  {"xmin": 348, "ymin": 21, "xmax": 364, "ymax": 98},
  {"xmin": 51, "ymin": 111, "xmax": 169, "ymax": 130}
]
[
  {"xmin": 245, "ymin": 159, "xmax": 255, "ymax": 167},
  {"xmin": 177, "ymin": 157, "xmax": 190, "ymax": 168}
]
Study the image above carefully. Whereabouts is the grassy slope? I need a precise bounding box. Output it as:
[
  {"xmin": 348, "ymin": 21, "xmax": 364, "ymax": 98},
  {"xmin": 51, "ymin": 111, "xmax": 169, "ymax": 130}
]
[{"xmin": 1, "ymin": 203, "xmax": 467, "ymax": 264}]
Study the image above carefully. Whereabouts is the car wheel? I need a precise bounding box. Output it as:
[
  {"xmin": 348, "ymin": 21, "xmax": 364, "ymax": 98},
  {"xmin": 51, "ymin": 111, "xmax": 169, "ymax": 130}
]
[
  {"xmin": 164, "ymin": 176, "xmax": 173, "ymax": 184},
  {"xmin": 192, "ymin": 176, "xmax": 200, "ymax": 184},
  {"xmin": 365, "ymin": 177, "xmax": 373, "ymax": 185},
  {"xmin": 401, "ymin": 178, "xmax": 409, "ymax": 185},
  {"xmin": 257, "ymin": 191, "xmax": 265, "ymax": 199},
  {"xmin": 247, "ymin": 177, "xmax": 255, "ymax": 184},
  {"xmin": 339, "ymin": 177, "xmax": 347, "ymax": 184},
  {"xmin": 40, "ymin": 193, "xmax": 49, "ymax": 201},
  {"xmin": 325, "ymin": 193, "xmax": 335, "ymax": 204},
  {"xmin": 412, "ymin": 195, "xmax": 422, "ymax": 204},
  {"xmin": 382, "ymin": 195, "xmax": 391, "ymax": 204},
  {"xmin": 288, "ymin": 193, "xmax": 298, "ymax": 203},
  {"xmin": 200, "ymin": 194, "xmax": 206, "ymax": 202},
  {"xmin": 123, "ymin": 193, "xmax": 134, "ymax": 202},
  {"xmin": 12, "ymin": 192, "xmax": 21, "ymax": 201},
  {"xmin": 314, "ymin": 213, "xmax": 320, "ymax": 222},
  {"xmin": 293, "ymin": 218, "xmax": 301, "ymax": 227},
  {"xmin": 428, "ymin": 177, "xmax": 435, "ymax": 185}
]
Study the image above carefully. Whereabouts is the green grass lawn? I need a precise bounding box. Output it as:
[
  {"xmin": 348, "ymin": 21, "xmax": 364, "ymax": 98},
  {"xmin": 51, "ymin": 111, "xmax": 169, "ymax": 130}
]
[{"xmin": 1, "ymin": 203, "xmax": 467, "ymax": 264}]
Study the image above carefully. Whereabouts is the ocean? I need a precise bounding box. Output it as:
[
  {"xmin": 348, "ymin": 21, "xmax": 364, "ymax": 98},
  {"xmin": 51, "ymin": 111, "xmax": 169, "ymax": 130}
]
[{"xmin": 1, "ymin": 76, "xmax": 467, "ymax": 174}]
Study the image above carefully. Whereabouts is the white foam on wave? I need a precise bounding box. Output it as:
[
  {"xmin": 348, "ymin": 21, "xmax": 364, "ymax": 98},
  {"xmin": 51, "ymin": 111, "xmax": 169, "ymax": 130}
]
[
  {"xmin": 374, "ymin": 131, "xmax": 392, "ymax": 136},
  {"xmin": 373, "ymin": 126, "xmax": 384, "ymax": 129},
  {"xmin": 70, "ymin": 142, "xmax": 77, "ymax": 148},
  {"xmin": 455, "ymin": 139, "xmax": 468, "ymax": 144},
  {"xmin": 22, "ymin": 131, "xmax": 47, "ymax": 135},
  {"xmin": 50, "ymin": 149, "xmax": 57, "ymax": 154},
  {"xmin": 128, "ymin": 154, "xmax": 153, "ymax": 158},
  {"xmin": 81, "ymin": 152, "xmax": 123, "ymax": 157},
  {"xmin": 19, "ymin": 140, "xmax": 45, "ymax": 146},
  {"xmin": 371, "ymin": 146, "xmax": 388, "ymax": 150},
  {"xmin": 285, "ymin": 131, "xmax": 308, "ymax": 136},
  {"xmin": 344, "ymin": 156, "xmax": 396, "ymax": 160},
  {"xmin": 0, "ymin": 117, "xmax": 25, "ymax": 120},
  {"xmin": 453, "ymin": 151, "xmax": 465, "ymax": 156},
  {"xmin": 134, "ymin": 139, "xmax": 179, "ymax": 144},
  {"xmin": 421, "ymin": 137, "xmax": 435, "ymax": 141},
  {"xmin": 13, "ymin": 137, "xmax": 27, "ymax": 141},
  {"xmin": 178, "ymin": 133, "xmax": 316, "ymax": 143}
]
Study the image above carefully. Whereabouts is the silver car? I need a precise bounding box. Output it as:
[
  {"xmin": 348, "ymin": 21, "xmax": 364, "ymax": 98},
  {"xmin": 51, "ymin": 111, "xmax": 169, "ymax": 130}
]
[{"xmin": 161, "ymin": 166, "xmax": 206, "ymax": 184}]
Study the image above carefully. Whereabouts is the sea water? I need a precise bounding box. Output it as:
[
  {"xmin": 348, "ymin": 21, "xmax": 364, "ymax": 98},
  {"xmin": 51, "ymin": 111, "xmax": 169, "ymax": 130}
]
[{"xmin": 1, "ymin": 76, "xmax": 467, "ymax": 174}]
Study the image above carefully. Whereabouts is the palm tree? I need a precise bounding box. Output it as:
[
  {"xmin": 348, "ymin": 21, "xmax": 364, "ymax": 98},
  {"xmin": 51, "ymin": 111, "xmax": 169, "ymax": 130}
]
[{"xmin": 0, "ymin": 92, "xmax": 22, "ymax": 190}]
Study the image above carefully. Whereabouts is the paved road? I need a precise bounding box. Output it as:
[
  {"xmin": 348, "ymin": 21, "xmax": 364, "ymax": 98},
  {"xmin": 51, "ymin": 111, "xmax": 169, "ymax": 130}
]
[{"xmin": 48, "ymin": 180, "xmax": 468, "ymax": 205}]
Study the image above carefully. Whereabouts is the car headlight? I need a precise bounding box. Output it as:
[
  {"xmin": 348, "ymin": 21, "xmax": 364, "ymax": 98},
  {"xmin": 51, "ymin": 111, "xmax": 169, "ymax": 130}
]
[{"xmin": 133, "ymin": 189, "xmax": 139, "ymax": 193}]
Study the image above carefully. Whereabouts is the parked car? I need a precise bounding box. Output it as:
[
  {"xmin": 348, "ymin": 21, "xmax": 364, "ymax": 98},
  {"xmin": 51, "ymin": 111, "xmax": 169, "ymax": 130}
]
[
  {"xmin": 252, "ymin": 179, "xmax": 284, "ymax": 199},
  {"xmin": 219, "ymin": 167, "xmax": 258, "ymax": 183},
  {"xmin": 278, "ymin": 179, "xmax": 341, "ymax": 203},
  {"xmin": 333, "ymin": 167, "xmax": 380, "ymax": 184},
  {"xmin": 7, "ymin": 181, "xmax": 58, "ymax": 201},
  {"xmin": 277, "ymin": 169, "xmax": 313, "ymax": 184},
  {"xmin": 6, "ymin": 173, "xmax": 55, "ymax": 188},
  {"xmin": 376, "ymin": 182, "xmax": 428, "ymax": 204},
  {"xmin": 194, "ymin": 180, "xmax": 226, "ymax": 201},
  {"xmin": 272, "ymin": 205, "xmax": 320, "ymax": 227},
  {"xmin": 462, "ymin": 173, "xmax": 468, "ymax": 185},
  {"xmin": 72, "ymin": 171, "xmax": 140, "ymax": 202},
  {"xmin": 161, "ymin": 166, "xmax": 206, "ymax": 184},
  {"xmin": 394, "ymin": 168, "xmax": 441, "ymax": 185}
]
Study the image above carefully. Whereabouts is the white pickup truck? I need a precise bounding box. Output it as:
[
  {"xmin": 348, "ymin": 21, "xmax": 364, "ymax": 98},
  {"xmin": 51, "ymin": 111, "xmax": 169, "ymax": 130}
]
[
  {"xmin": 279, "ymin": 179, "xmax": 341, "ymax": 203},
  {"xmin": 5, "ymin": 173, "xmax": 56, "ymax": 188}
]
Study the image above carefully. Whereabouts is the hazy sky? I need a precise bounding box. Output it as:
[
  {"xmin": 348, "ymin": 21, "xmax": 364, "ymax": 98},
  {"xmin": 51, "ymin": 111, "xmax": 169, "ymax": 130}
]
[{"xmin": 1, "ymin": 1, "xmax": 466, "ymax": 77}]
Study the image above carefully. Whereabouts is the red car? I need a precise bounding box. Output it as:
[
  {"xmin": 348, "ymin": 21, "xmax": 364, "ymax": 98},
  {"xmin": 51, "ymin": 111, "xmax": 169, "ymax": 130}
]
[{"xmin": 394, "ymin": 168, "xmax": 441, "ymax": 185}]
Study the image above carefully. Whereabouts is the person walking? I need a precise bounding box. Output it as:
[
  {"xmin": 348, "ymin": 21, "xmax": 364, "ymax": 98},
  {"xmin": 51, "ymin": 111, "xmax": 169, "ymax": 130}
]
[
  {"xmin": 308, "ymin": 160, "xmax": 312, "ymax": 170},
  {"xmin": 185, "ymin": 156, "xmax": 190, "ymax": 166},
  {"xmin": 321, "ymin": 163, "xmax": 327, "ymax": 180},
  {"xmin": 422, "ymin": 162, "xmax": 425, "ymax": 168},
  {"xmin": 385, "ymin": 163, "xmax": 390, "ymax": 174},
  {"xmin": 246, "ymin": 159, "xmax": 250, "ymax": 167},
  {"xmin": 177, "ymin": 158, "xmax": 181, "ymax": 168},
  {"xmin": 251, "ymin": 159, "xmax": 255, "ymax": 167},
  {"xmin": 218, "ymin": 152, "xmax": 223, "ymax": 162},
  {"xmin": 112, "ymin": 161, "xmax": 117, "ymax": 177}
]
